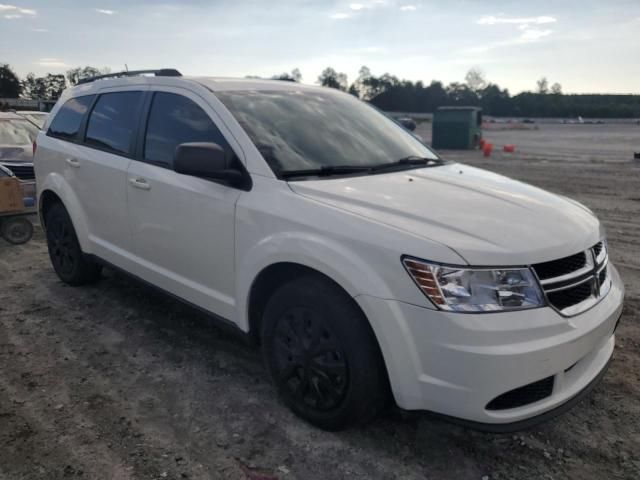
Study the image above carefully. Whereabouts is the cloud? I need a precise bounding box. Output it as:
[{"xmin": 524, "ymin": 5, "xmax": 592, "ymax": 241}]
[
  {"xmin": 470, "ymin": 13, "xmax": 556, "ymax": 52},
  {"xmin": 332, "ymin": 1, "xmax": 392, "ymax": 19},
  {"xmin": 95, "ymin": 8, "xmax": 116, "ymax": 15},
  {"xmin": 519, "ymin": 28, "xmax": 552, "ymax": 41},
  {"xmin": 32, "ymin": 27, "xmax": 47, "ymax": 32},
  {"xmin": 37, "ymin": 58, "xmax": 68, "ymax": 68},
  {"xmin": 400, "ymin": 5, "xmax": 417, "ymax": 11},
  {"xmin": 0, "ymin": 3, "xmax": 35, "ymax": 15},
  {"xmin": 477, "ymin": 15, "xmax": 556, "ymax": 26}
]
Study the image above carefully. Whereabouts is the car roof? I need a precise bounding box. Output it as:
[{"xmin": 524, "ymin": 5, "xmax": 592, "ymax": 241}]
[
  {"xmin": 186, "ymin": 76, "xmax": 325, "ymax": 92},
  {"xmin": 63, "ymin": 74, "xmax": 331, "ymax": 98}
]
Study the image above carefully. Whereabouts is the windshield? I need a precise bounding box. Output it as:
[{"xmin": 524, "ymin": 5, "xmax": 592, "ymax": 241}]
[
  {"xmin": 0, "ymin": 119, "xmax": 38, "ymax": 145},
  {"xmin": 215, "ymin": 89, "xmax": 440, "ymax": 177}
]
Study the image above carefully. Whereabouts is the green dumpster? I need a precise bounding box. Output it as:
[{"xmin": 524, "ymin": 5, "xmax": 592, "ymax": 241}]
[{"xmin": 432, "ymin": 106, "xmax": 482, "ymax": 149}]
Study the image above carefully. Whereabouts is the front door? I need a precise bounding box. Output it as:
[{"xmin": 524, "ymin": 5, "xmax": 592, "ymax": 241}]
[{"xmin": 126, "ymin": 88, "xmax": 242, "ymax": 320}]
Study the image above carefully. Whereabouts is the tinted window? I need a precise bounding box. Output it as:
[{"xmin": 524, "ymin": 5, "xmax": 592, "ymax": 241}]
[
  {"xmin": 85, "ymin": 91, "xmax": 143, "ymax": 155},
  {"xmin": 144, "ymin": 92, "xmax": 231, "ymax": 168},
  {"xmin": 215, "ymin": 90, "xmax": 439, "ymax": 176},
  {"xmin": 48, "ymin": 95, "xmax": 94, "ymax": 140}
]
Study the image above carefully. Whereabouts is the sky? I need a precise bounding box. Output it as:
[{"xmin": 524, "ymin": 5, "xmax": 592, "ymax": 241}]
[{"xmin": 1, "ymin": 0, "xmax": 640, "ymax": 94}]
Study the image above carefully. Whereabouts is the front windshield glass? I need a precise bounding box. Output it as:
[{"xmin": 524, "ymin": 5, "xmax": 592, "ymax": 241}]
[
  {"xmin": 215, "ymin": 89, "xmax": 439, "ymax": 177},
  {"xmin": 0, "ymin": 119, "xmax": 38, "ymax": 144}
]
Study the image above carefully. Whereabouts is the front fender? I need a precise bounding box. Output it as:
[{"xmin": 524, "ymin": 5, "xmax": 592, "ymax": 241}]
[
  {"xmin": 235, "ymin": 231, "xmax": 396, "ymax": 332},
  {"xmin": 38, "ymin": 173, "xmax": 92, "ymax": 252}
]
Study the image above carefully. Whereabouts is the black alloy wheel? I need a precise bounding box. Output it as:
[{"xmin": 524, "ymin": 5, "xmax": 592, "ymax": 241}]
[
  {"xmin": 261, "ymin": 274, "xmax": 389, "ymax": 430},
  {"xmin": 45, "ymin": 202, "xmax": 101, "ymax": 285},
  {"xmin": 272, "ymin": 306, "xmax": 348, "ymax": 411}
]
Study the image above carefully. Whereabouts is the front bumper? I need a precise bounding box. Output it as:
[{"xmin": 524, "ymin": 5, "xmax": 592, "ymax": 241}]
[{"xmin": 355, "ymin": 263, "xmax": 624, "ymax": 427}]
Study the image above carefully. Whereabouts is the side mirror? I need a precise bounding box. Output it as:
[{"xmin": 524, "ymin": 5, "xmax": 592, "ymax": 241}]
[{"xmin": 174, "ymin": 142, "xmax": 245, "ymax": 187}]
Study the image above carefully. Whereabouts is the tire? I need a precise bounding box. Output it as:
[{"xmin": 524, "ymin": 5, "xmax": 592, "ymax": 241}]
[
  {"xmin": 45, "ymin": 202, "xmax": 101, "ymax": 285},
  {"xmin": 261, "ymin": 274, "xmax": 389, "ymax": 430},
  {"xmin": 1, "ymin": 217, "xmax": 34, "ymax": 245}
]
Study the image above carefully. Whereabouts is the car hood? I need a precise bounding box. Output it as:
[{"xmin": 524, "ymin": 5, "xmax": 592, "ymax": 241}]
[
  {"xmin": 288, "ymin": 163, "xmax": 602, "ymax": 266},
  {"xmin": 0, "ymin": 145, "xmax": 32, "ymax": 163}
]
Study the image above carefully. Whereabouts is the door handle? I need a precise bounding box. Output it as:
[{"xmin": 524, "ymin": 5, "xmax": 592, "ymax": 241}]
[
  {"xmin": 65, "ymin": 158, "xmax": 80, "ymax": 168},
  {"xmin": 128, "ymin": 177, "xmax": 151, "ymax": 190}
]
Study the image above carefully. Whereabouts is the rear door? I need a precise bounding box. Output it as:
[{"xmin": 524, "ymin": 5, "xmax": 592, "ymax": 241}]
[
  {"xmin": 73, "ymin": 87, "xmax": 146, "ymax": 264},
  {"xmin": 125, "ymin": 88, "xmax": 243, "ymax": 320}
]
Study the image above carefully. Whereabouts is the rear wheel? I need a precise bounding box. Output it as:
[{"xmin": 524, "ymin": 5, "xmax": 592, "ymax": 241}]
[
  {"xmin": 261, "ymin": 274, "xmax": 389, "ymax": 430},
  {"xmin": 45, "ymin": 202, "xmax": 101, "ymax": 285}
]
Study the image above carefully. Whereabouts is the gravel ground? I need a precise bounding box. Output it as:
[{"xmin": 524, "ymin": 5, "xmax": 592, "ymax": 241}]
[{"xmin": 1, "ymin": 123, "xmax": 639, "ymax": 480}]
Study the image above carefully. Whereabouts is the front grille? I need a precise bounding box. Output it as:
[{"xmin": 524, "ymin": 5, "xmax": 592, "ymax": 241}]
[
  {"xmin": 486, "ymin": 376, "xmax": 554, "ymax": 410},
  {"xmin": 2, "ymin": 164, "xmax": 35, "ymax": 180},
  {"xmin": 533, "ymin": 252, "xmax": 586, "ymax": 280},
  {"xmin": 598, "ymin": 266, "xmax": 607, "ymax": 291},
  {"xmin": 533, "ymin": 242, "xmax": 609, "ymax": 316},
  {"xmin": 547, "ymin": 282, "xmax": 592, "ymax": 311}
]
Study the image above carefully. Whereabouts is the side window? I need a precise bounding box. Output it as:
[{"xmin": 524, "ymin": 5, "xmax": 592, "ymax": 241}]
[
  {"xmin": 144, "ymin": 92, "xmax": 231, "ymax": 168},
  {"xmin": 85, "ymin": 91, "xmax": 143, "ymax": 156},
  {"xmin": 47, "ymin": 95, "xmax": 95, "ymax": 140}
]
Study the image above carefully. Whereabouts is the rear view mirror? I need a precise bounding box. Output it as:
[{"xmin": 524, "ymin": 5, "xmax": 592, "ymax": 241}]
[{"xmin": 174, "ymin": 142, "xmax": 245, "ymax": 187}]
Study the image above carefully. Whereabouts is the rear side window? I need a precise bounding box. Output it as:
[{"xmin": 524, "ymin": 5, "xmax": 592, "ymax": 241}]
[
  {"xmin": 144, "ymin": 92, "xmax": 231, "ymax": 168},
  {"xmin": 48, "ymin": 95, "xmax": 94, "ymax": 140},
  {"xmin": 85, "ymin": 91, "xmax": 143, "ymax": 156}
]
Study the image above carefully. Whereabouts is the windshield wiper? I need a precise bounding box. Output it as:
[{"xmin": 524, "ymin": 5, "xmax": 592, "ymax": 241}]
[
  {"xmin": 370, "ymin": 156, "xmax": 443, "ymax": 173},
  {"xmin": 280, "ymin": 156, "xmax": 444, "ymax": 179},
  {"xmin": 280, "ymin": 165, "xmax": 372, "ymax": 179}
]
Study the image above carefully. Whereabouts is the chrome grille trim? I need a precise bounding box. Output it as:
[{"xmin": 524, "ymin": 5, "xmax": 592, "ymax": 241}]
[
  {"xmin": 538, "ymin": 262, "xmax": 594, "ymax": 286},
  {"xmin": 544, "ymin": 274, "xmax": 594, "ymax": 294},
  {"xmin": 533, "ymin": 241, "xmax": 610, "ymax": 317}
]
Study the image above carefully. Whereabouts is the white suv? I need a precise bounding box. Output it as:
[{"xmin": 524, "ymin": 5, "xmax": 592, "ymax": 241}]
[{"xmin": 34, "ymin": 70, "xmax": 624, "ymax": 431}]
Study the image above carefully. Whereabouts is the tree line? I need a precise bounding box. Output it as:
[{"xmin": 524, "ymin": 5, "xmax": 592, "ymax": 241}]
[
  {"xmin": 0, "ymin": 64, "xmax": 110, "ymax": 101},
  {"xmin": 316, "ymin": 66, "xmax": 640, "ymax": 119},
  {"xmin": 2, "ymin": 62, "xmax": 639, "ymax": 118}
]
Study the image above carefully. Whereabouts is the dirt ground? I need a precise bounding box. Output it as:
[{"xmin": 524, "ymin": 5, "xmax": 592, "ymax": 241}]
[{"xmin": 1, "ymin": 123, "xmax": 639, "ymax": 480}]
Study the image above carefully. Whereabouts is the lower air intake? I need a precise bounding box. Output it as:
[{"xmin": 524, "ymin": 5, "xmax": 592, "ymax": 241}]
[{"xmin": 486, "ymin": 376, "xmax": 555, "ymax": 411}]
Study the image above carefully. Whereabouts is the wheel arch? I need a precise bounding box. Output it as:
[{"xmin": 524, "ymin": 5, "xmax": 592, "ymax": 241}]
[
  {"xmin": 246, "ymin": 260, "xmax": 392, "ymax": 398},
  {"xmin": 247, "ymin": 262, "xmax": 333, "ymax": 343},
  {"xmin": 39, "ymin": 189, "xmax": 63, "ymax": 226},
  {"xmin": 38, "ymin": 174, "xmax": 91, "ymax": 252}
]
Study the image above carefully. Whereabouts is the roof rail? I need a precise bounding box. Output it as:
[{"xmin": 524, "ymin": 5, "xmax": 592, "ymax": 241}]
[{"xmin": 77, "ymin": 68, "xmax": 182, "ymax": 85}]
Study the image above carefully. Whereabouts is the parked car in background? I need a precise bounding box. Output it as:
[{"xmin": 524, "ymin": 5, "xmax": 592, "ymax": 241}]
[
  {"xmin": 16, "ymin": 111, "xmax": 49, "ymax": 129},
  {"xmin": 35, "ymin": 71, "xmax": 624, "ymax": 431},
  {"xmin": 0, "ymin": 112, "xmax": 37, "ymax": 180},
  {"xmin": 396, "ymin": 116, "xmax": 416, "ymax": 131}
]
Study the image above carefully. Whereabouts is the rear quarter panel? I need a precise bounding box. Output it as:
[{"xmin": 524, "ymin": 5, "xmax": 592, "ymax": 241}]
[{"xmin": 35, "ymin": 132, "xmax": 92, "ymax": 251}]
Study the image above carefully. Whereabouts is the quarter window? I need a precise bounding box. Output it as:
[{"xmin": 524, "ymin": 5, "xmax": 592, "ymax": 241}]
[
  {"xmin": 85, "ymin": 91, "xmax": 143, "ymax": 156},
  {"xmin": 144, "ymin": 92, "xmax": 231, "ymax": 168},
  {"xmin": 47, "ymin": 95, "xmax": 95, "ymax": 140}
]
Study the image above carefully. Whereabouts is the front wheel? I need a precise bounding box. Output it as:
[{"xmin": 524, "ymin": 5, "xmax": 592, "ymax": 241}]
[{"xmin": 261, "ymin": 274, "xmax": 389, "ymax": 430}]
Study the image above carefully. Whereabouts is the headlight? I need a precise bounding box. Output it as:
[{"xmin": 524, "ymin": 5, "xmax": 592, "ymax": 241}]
[{"xmin": 402, "ymin": 257, "xmax": 544, "ymax": 312}]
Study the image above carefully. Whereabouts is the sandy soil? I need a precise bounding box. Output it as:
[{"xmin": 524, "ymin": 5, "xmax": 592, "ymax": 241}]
[{"xmin": 1, "ymin": 124, "xmax": 639, "ymax": 479}]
